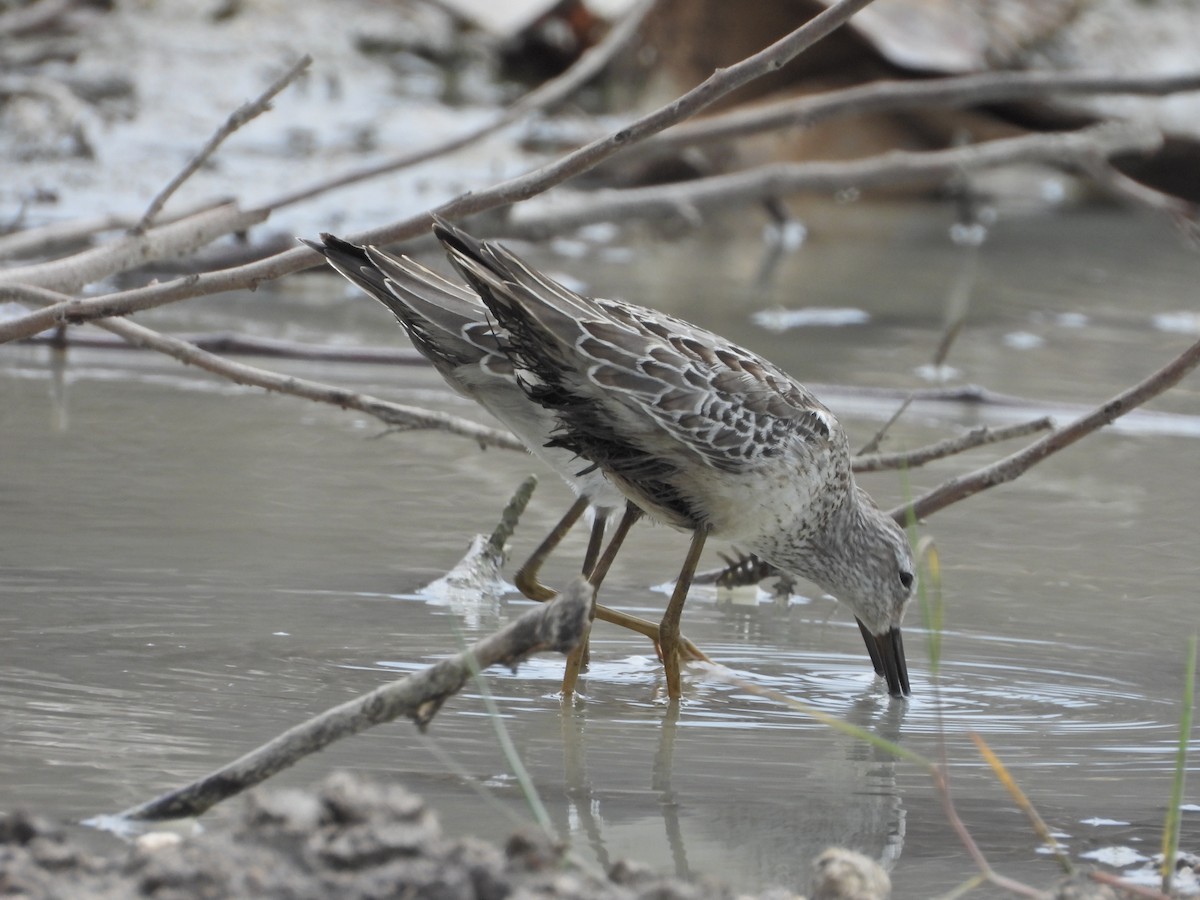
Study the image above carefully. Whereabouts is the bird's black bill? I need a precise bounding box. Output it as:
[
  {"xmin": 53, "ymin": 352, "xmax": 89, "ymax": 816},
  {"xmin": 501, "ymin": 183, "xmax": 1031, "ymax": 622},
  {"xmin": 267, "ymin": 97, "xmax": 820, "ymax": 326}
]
[
  {"xmin": 878, "ymin": 627, "xmax": 910, "ymax": 697},
  {"xmin": 857, "ymin": 618, "xmax": 884, "ymax": 677},
  {"xmin": 858, "ymin": 619, "xmax": 909, "ymax": 697}
]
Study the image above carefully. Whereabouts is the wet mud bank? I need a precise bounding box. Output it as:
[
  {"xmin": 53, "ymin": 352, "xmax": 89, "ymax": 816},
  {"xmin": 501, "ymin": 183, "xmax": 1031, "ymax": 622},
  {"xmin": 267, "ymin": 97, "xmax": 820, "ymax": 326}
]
[{"xmin": 0, "ymin": 772, "xmax": 888, "ymax": 900}]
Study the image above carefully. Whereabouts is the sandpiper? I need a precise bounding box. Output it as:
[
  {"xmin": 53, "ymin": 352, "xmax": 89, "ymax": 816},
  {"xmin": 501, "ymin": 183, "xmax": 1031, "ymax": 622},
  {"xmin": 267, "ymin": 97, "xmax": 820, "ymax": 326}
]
[
  {"xmin": 304, "ymin": 234, "xmax": 709, "ymax": 693},
  {"xmin": 310, "ymin": 221, "xmax": 915, "ymax": 698}
]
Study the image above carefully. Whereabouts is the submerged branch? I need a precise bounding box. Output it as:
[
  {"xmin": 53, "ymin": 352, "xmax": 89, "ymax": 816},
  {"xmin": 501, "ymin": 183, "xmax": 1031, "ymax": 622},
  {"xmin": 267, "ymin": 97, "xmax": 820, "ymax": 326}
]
[{"xmin": 119, "ymin": 578, "xmax": 591, "ymax": 821}]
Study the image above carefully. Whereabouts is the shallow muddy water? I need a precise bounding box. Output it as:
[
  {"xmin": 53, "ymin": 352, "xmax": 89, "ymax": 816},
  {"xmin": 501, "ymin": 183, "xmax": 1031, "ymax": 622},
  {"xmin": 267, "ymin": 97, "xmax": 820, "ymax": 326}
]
[{"xmin": 3, "ymin": 203, "xmax": 1199, "ymax": 896}]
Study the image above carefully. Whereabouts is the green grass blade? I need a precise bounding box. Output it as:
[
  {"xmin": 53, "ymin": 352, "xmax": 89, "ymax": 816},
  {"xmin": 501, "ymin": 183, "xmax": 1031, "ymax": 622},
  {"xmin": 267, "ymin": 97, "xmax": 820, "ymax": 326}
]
[
  {"xmin": 1161, "ymin": 632, "xmax": 1196, "ymax": 894},
  {"xmin": 915, "ymin": 536, "xmax": 943, "ymax": 675}
]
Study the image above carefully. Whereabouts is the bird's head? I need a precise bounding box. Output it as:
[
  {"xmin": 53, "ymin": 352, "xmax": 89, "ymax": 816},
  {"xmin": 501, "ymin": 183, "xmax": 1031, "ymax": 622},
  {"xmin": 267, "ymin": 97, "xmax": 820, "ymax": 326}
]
[{"xmin": 811, "ymin": 492, "xmax": 915, "ymax": 696}]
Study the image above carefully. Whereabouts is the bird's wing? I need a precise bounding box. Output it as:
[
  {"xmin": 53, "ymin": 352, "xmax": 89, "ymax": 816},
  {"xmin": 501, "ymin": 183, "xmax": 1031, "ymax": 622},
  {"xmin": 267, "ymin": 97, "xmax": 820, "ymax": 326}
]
[
  {"xmin": 593, "ymin": 298, "xmax": 846, "ymax": 472},
  {"xmin": 308, "ymin": 234, "xmax": 512, "ymax": 381},
  {"xmin": 431, "ymin": 219, "xmax": 845, "ymax": 477},
  {"xmin": 362, "ymin": 244, "xmax": 514, "ymax": 378}
]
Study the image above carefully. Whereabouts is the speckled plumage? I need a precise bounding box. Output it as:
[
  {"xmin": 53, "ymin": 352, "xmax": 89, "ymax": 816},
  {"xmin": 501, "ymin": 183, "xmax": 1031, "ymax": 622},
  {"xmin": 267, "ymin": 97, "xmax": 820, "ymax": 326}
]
[{"xmin": 308, "ymin": 221, "xmax": 916, "ymax": 696}]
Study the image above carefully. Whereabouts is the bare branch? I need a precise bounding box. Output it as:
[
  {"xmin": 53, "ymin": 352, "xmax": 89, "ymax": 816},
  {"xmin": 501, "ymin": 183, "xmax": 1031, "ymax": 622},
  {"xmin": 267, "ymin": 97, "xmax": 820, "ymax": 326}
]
[
  {"xmin": 0, "ymin": 213, "xmax": 134, "ymax": 260},
  {"xmin": 118, "ymin": 578, "xmax": 591, "ymax": 821},
  {"xmin": 13, "ymin": 325, "xmax": 431, "ymax": 364},
  {"xmin": 0, "ymin": 285, "xmax": 525, "ymax": 449},
  {"xmin": 134, "ymin": 54, "xmax": 312, "ymax": 232},
  {"xmin": 102, "ymin": 315, "xmax": 526, "ymax": 448},
  {"xmin": 0, "ymin": 198, "xmax": 243, "ymax": 263},
  {"xmin": 0, "ymin": 118, "xmax": 1158, "ymax": 347},
  {"xmin": 893, "ymin": 336, "xmax": 1200, "ymax": 523},
  {"xmin": 509, "ymin": 121, "xmax": 1162, "ymax": 236},
  {"xmin": 853, "ymin": 418, "xmax": 1054, "ymax": 473},
  {"xmin": 0, "ymin": 201, "xmax": 267, "ymax": 296},
  {"xmin": 631, "ymin": 69, "xmax": 1200, "ymax": 158}
]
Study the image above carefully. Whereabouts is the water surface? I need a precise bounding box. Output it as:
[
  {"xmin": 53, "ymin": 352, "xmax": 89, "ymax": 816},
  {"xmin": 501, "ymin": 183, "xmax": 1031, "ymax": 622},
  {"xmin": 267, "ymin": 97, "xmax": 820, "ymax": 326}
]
[{"xmin": 3, "ymin": 202, "xmax": 1198, "ymax": 895}]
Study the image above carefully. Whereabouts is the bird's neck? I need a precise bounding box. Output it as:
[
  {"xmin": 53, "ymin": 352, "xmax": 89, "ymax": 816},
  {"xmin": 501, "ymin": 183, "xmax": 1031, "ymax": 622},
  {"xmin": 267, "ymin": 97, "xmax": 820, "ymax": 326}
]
[{"xmin": 759, "ymin": 482, "xmax": 866, "ymax": 593}]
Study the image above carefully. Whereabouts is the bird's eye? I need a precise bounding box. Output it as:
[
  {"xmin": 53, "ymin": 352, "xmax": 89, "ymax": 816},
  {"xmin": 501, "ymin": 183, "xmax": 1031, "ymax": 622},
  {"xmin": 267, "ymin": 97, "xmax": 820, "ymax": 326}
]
[{"xmin": 899, "ymin": 571, "xmax": 914, "ymax": 591}]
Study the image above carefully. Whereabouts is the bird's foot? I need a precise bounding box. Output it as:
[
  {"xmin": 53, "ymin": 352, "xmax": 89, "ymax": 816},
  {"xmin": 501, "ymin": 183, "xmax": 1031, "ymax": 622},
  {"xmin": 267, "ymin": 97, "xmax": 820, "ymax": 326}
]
[{"xmin": 515, "ymin": 567, "xmax": 558, "ymax": 603}]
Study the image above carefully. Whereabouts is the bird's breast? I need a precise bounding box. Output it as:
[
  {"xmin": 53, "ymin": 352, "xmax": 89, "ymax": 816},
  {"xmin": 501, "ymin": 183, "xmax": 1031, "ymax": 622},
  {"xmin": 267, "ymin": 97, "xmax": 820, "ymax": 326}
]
[{"xmin": 673, "ymin": 451, "xmax": 848, "ymax": 546}]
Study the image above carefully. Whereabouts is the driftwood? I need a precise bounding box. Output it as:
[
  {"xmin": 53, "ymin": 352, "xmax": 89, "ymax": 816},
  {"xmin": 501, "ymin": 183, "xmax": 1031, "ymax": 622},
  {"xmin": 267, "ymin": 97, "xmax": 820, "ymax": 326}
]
[{"xmin": 117, "ymin": 577, "xmax": 591, "ymax": 822}]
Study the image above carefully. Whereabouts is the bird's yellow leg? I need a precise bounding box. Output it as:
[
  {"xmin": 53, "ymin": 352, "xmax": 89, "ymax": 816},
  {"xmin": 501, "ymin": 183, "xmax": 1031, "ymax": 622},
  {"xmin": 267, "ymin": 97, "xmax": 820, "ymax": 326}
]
[
  {"xmin": 515, "ymin": 498, "xmax": 710, "ymax": 678},
  {"xmin": 660, "ymin": 526, "xmax": 710, "ymax": 700},
  {"xmin": 575, "ymin": 510, "xmax": 609, "ymax": 669},
  {"xmin": 514, "ymin": 495, "xmax": 588, "ymax": 602},
  {"xmin": 562, "ymin": 502, "xmax": 640, "ymax": 697}
]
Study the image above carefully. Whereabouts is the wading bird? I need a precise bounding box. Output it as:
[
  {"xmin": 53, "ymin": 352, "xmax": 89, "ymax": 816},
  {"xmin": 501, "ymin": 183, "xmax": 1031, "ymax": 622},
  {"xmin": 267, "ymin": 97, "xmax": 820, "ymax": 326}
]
[{"xmin": 307, "ymin": 220, "xmax": 914, "ymax": 698}]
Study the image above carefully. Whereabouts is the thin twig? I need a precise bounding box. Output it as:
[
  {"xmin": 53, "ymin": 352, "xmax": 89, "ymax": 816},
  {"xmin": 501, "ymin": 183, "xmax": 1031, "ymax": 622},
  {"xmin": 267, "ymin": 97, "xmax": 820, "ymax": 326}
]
[
  {"xmin": 852, "ymin": 418, "xmax": 1054, "ymax": 472},
  {"xmin": 929, "ymin": 767, "xmax": 1043, "ymax": 898},
  {"xmin": 856, "ymin": 396, "xmax": 913, "ymax": 458},
  {"xmin": 134, "ymin": 55, "xmax": 312, "ymax": 233},
  {"xmin": 102, "ymin": 314, "xmax": 526, "ymax": 448},
  {"xmin": 858, "ymin": 242, "xmax": 981, "ymax": 455},
  {"xmin": 264, "ymin": 0, "xmax": 655, "ymax": 212},
  {"xmin": 118, "ymin": 579, "xmax": 591, "ymax": 822},
  {"xmin": 894, "ymin": 335, "xmax": 1200, "ymax": 523}
]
